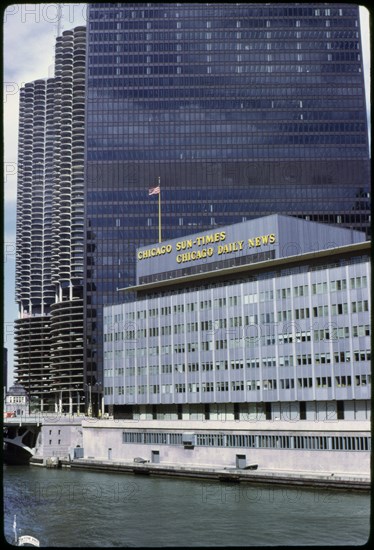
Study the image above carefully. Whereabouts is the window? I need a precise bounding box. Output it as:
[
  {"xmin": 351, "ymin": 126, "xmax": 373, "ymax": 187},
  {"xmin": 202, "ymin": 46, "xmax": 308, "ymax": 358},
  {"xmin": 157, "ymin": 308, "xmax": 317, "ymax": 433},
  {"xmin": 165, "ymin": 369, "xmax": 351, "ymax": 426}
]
[
  {"xmin": 297, "ymin": 377, "xmax": 313, "ymax": 388},
  {"xmin": 330, "ymin": 279, "xmax": 347, "ymax": 291},
  {"xmin": 335, "ymin": 376, "xmax": 352, "ymax": 387},
  {"xmin": 280, "ymin": 379, "xmax": 295, "ymax": 389},
  {"xmin": 350, "ymin": 275, "xmax": 367, "ymax": 288},
  {"xmin": 352, "ymin": 300, "xmax": 368, "ymax": 313},
  {"xmin": 312, "ymin": 282, "xmax": 328, "ymax": 294},
  {"xmin": 352, "ymin": 325, "xmax": 370, "ymax": 337},
  {"xmin": 295, "ymin": 330, "xmax": 310, "ymax": 342},
  {"xmin": 229, "ymin": 296, "xmax": 238, "ymax": 306},
  {"xmin": 331, "ymin": 303, "xmax": 348, "ymax": 315},
  {"xmin": 215, "ymin": 339, "xmax": 227, "ymax": 350},
  {"xmin": 120, "ymin": 431, "xmax": 370, "ymax": 452},
  {"xmin": 244, "ymin": 293, "xmax": 258, "ymax": 304},
  {"xmin": 294, "ymin": 284, "xmax": 308, "ymax": 297},
  {"xmin": 316, "ymin": 377, "xmax": 332, "ymax": 388},
  {"xmin": 277, "ymin": 287, "xmax": 291, "ymax": 299},
  {"xmin": 277, "ymin": 310, "xmax": 292, "ymax": 321},
  {"xmin": 295, "ymin": 307, "xmax": 310, "ymax": 319}
]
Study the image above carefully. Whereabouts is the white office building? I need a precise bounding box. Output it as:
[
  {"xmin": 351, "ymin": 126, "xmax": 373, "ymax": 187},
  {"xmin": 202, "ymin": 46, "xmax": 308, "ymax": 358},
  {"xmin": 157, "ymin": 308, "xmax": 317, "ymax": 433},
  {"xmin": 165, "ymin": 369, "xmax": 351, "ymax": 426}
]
[{"xmin": 97, "ymin": 215, "xmax": 370, "ymax": 475}]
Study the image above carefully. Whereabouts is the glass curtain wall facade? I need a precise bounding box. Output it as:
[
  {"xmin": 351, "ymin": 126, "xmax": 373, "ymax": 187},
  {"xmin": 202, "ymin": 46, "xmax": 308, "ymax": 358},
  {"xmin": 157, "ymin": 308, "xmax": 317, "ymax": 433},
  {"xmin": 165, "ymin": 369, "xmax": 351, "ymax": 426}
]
[{"xmin": 85, "ymin": 4, "xmax": 370, "ymax": 398}]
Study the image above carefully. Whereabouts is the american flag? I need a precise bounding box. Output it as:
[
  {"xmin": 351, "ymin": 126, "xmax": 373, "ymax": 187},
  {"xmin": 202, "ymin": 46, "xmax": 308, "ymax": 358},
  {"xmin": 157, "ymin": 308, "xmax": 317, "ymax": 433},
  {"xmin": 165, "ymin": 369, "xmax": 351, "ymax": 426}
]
[{"xmin": 149, "ymin": 186, "xmax": 160, "ymax": 195}]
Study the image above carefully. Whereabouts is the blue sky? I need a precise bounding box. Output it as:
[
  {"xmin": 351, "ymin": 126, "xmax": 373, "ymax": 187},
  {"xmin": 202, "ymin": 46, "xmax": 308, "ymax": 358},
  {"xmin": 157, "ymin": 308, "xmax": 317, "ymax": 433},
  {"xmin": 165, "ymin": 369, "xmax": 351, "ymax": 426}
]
[{"xmin": 2, "ymin": 4, "xmax": 371, "ymax": 385}]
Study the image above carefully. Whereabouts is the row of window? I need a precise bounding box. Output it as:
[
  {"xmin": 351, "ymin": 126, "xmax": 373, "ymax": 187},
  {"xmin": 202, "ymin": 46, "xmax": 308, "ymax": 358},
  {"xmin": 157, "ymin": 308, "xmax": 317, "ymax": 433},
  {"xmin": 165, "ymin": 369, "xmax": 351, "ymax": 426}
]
[
  {"xmin": 279, "ymin": 276, "xmax": 368, "ymax": 299},
  {"xmin": 87, "ymin": 99, "xmax": 363, "ymax": 117},
  {"xmin": 104, "ymin": 348, "xmax": 371, "ymax": 375},
  {"xmin": 104, "ymin": 58, "xmax": 361, "ymax": 74},
  {"xmin": 314, "ymin": 324, "xmax": 370, "ymax": 340},
  {"xmin": 88, "ymin": 51, "xmax": 361, "ymax": 68},
  {"xmin": 6, "ymin": 396, "xmax": 27, "ymax": 404},
  {"xmin": 106, "ymin": 304, "xmax": 368, "ymax": 336},
  {"xmin": 105, "ymin": 324, "xmax": 370, "ymax": 348},
  {"xmin": 87, "ymin": 77, "xmax": 365, "ymax": 99},
  {"xmin": 90, "ymin": 10, "xmax": 354, "ymax": 31},
  {"xmin": 90, "ymin": 22, "xmax": 359, "ymax": 42},
  {"xmin": 104, "ymin": 278, "xmax": 368, "ymax": 325},
  {"xmin": 122, "ymin": 430, "xmax": 370, "ymax": 452},
  {"xmin": 88, "ymin": 147, "xmax": 367, "ymax": 162},
  {"xmin": 88, "ymin": 110, "xmax": 365, "ymax": 127},
  {"xmin": 90, "ymin": 43, "xmax": 360, "ymax": 57},
  {"xmin": 90, "ymin": 41, "xmax": 360, "ymax": 61},
  {"xmin": 107, "ymin": 374, "xmax": 371, "ymax": 396},
  {"xmin": 93, "ymin": 5, "xmax": 356, "ymax": 15},
  {"xmin": 91, "ymin": 5, "xmax": 356, "ymax": 18},
  {"xmin": 90, "ymin": 129, "xmax": 366, "ymax": 143},
  {"xmin": 87, "ymin": 189, "xmax": 369, "ymax": 204},
  {"xmin": 105, "ymin": 349, "xmax": 371, "ymax": 376},
  {"xmin": 97, "ymin": 128, "xmax": 366, "ymax": 143},
  {"xmin": 91, "ymin": 12, "xmax": 358, "ymax": 30}
]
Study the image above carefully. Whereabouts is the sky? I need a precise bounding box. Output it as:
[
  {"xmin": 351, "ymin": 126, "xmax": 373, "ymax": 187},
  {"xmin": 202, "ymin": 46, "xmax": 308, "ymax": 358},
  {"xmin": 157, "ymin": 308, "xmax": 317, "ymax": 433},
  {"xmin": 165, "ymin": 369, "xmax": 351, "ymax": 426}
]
[{"xmin": 2, "ymin": 4, "xmax": 371, "ymax": 386}]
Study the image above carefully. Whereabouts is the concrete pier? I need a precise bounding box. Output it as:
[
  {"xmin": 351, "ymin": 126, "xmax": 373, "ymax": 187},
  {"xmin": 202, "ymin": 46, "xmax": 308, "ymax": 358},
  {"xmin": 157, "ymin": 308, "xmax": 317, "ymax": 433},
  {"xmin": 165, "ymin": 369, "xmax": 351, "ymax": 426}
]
[{"xmin": 62, "ymin": 457, "xmax": 370, "ymax": 491}]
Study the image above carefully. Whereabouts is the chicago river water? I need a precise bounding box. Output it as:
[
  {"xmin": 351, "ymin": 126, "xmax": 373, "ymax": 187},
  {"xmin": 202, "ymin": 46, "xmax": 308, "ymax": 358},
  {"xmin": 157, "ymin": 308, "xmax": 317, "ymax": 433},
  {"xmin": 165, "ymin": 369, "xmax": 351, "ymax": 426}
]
[{"xmin": 3, "ymin": 465, "xmax": 370, "ymax": 547}]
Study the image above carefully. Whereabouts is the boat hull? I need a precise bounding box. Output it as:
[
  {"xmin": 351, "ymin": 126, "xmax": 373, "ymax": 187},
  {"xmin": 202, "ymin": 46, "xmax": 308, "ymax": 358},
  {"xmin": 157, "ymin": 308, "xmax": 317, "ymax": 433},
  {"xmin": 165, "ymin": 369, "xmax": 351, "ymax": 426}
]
[{"xmin": 3, "ymin": 442, "xmax": 32, "ymax": 465}]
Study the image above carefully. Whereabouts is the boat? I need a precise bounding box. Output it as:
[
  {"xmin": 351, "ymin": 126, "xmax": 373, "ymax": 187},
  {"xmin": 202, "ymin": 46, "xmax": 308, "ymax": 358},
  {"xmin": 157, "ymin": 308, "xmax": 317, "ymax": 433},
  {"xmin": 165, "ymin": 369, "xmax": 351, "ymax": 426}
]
[
  {"xmin": 13, "ymin": 515, "xmax": 40, "ymax": 547},
  {"xmin": 4, "ymin": 441, "xmax": 33, "ymax": 465}
]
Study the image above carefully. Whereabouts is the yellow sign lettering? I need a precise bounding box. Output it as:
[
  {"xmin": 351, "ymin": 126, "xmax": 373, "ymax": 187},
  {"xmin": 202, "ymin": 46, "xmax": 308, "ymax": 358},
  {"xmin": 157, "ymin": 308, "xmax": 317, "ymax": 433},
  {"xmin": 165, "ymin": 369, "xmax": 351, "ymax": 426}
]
[
  {"xmin": 176, "ymin": 247, "xmax": 214, "ymax": 264},
  {"xmin": 248, "ymin": 233, "xmax": 276, "ymax": 248},
  {"xmin": 138, "ymin": 244, "xmax": 172, "ymax": 260},
  {"xmin": 218, "ymin": 241, "xmax": 244, "ymax": 255},
  {"xmin": 138, "ymin": 231, "xmax": 276, "ymax": 265},
  {"xmin": 176, "ymin": 239, "xmax": 193, "ymax": 251}
]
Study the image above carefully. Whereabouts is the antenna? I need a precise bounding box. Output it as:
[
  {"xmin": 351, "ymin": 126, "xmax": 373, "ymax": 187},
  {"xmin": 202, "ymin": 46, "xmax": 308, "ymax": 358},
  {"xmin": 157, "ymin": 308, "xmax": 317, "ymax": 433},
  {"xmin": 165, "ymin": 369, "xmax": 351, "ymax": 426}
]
[
  {"xmin": 49, "ymin": 4, "xmax": 63, "ymax": 77},
  {"xmin": 56, "ymin": 4, "xmax": 63, "ymax": 37}
]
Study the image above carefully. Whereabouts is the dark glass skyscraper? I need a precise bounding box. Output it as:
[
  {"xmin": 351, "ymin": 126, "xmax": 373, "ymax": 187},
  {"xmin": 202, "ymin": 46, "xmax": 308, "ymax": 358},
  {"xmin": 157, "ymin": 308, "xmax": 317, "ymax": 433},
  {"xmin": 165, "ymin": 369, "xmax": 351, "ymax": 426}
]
[{"xmin": 84, "ymin": 4, "xmax": 370, "ymax": 396}]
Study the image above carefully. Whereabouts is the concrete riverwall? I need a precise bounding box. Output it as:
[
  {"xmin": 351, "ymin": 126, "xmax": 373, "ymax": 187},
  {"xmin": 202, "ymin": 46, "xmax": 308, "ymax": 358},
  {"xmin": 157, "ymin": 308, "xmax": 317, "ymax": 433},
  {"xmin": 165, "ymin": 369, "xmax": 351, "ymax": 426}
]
[
  {"xmin": 79, "ymin": 418, "xmax": 370, "ymax": 478},
  {"xmin": 25, "ymin": 415, "xmax": 370, "ymax": 489},
  {"xmin": 32, "ymin": 415, "xmax": 83, "ymax": 462}
]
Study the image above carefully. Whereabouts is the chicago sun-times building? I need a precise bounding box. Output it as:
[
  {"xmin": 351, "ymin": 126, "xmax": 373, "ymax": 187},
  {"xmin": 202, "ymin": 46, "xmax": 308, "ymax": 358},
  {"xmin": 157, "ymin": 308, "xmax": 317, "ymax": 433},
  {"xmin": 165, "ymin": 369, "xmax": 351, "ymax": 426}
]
[{"xmin": 98, "ymin": 215, "xmax": 370, "ymax": 475}]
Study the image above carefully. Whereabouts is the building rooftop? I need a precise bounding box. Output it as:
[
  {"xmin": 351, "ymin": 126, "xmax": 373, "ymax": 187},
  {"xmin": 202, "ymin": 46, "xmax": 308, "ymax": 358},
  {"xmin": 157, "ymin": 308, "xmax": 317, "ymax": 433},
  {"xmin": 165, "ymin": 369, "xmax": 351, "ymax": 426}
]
[
  {"xmin": 120, "ymin": 214, "xmax": 368, "ymax": 293},
  {"xmin": 6, "ymin": 384, "xmax": 29, "ymax": 397}
]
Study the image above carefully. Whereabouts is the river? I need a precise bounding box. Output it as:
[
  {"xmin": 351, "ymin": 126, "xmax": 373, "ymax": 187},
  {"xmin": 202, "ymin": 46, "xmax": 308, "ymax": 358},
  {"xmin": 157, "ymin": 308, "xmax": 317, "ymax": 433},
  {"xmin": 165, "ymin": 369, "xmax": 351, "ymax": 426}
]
[{"xmin": 3, "ymin": 465, "xmax": 370, "ymax": 547}]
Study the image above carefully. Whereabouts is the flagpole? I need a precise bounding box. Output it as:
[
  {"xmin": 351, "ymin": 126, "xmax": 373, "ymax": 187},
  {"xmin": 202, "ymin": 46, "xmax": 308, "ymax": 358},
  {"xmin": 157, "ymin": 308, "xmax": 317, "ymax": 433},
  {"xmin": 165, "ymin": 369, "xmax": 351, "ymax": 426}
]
[
  {"xmin": 13, "ymin": 515, "xmax": 17, "ymax": 545},
  {"xmin": 158, "ymin": 176, "xmax": 162, "ymax": 243},
  {"xmin": 148, "ymin": 179, "xmax": 162, "ymax": 242}
]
